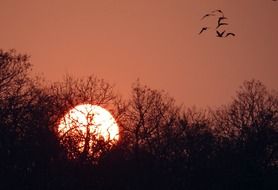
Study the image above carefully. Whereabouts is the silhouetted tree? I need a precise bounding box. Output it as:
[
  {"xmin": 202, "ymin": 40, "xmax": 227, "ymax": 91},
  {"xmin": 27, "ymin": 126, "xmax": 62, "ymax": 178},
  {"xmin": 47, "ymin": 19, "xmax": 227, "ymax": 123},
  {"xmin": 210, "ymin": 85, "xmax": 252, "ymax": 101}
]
[
  {"xmin": 211, "ymin": 80, "xmax": 278, "ymax": 189},
  {"xmin": 48, "ymin": 75, "xmax": 124, "ymax": 164},
  {"xmin": 0, "ymin": 49, "xmax": 32, "ymax": 172},
  {"xmin": 0, "ymin": 49, "xmax": 31, "ymax": 97},
  {"xmin": 0, "ymin": 49, "xmax": 62, "ymax": 189},
  {"xmin": 123, "ymin": 81, "xmax": 180, "ymax": 160}
]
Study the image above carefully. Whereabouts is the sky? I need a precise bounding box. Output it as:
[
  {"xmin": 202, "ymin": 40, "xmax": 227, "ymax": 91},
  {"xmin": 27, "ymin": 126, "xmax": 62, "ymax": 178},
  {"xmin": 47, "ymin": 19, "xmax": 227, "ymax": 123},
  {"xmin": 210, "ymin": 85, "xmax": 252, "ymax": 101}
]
[{"xmin": 1, "ymin": 0, "xmax": 277, "ymax": 107}]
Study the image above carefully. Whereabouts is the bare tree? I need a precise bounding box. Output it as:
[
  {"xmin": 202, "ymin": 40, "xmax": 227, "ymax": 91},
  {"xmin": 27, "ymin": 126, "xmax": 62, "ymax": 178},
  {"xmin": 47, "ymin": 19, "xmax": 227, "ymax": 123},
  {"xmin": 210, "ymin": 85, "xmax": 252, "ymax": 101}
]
[
  {"xmin": 0, "ymin": 49, "xmax": 34, "ymax": 138},
  {"xmin": 212, "ymin": 80, "xmax": 278, "ymax": 137},
  {"xmin": 0, "ymin": 50, "xmax": 62, "ymax": 189},
  {"xmin": 123, "ymin": 81, "xmax": 180, "ymax": 161},
  {"xmin": 212, "ymin": 80, "xmax": 278, "ymax": 168},
  {"xmin": 48, "ymin": 75, "xmax": 124, "ymax": 163},
  {"xmin": 0, "ymin": 49, "xmax": 31, "ymax": 98}
]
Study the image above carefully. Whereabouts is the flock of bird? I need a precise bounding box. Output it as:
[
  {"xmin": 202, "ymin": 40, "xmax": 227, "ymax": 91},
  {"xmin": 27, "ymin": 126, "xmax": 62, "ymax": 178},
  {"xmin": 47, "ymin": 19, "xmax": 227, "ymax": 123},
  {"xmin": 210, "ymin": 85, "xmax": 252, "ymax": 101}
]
[{"xmin": 199, "ymin": 9, "xmax": 235, "ymax": 38}]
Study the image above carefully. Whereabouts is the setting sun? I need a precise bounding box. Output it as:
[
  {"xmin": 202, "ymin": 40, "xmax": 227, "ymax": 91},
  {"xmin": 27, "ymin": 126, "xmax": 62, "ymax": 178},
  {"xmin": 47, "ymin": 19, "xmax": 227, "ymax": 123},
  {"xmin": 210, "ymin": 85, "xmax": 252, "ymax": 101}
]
[{"xmin": 57, "ymin": 104, "xmax": 119, "ymax": 158}]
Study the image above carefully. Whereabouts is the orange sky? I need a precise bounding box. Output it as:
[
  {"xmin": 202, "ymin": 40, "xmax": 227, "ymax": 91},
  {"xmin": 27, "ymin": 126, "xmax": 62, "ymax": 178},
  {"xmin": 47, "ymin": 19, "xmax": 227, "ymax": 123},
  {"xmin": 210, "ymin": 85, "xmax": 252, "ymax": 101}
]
[{"xmin": 1, "ymin": 0, "xmax": 277, "ymax": 107}]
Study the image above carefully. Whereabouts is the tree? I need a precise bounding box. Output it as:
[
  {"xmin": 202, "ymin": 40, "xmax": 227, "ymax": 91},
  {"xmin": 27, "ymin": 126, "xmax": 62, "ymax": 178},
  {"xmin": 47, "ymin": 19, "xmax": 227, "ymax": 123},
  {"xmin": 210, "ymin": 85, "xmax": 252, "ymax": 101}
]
[
  {"xmin": 210, "ymin": 80, "xmax": 278, "ymax": 188},
  {"xmin": 0, "ymin": 49, "xmax": 32, "ymax": 153},
  {"xmin": 213, "ymin": 80, "xmax": 278, "ymax": 138},
  {"xmin": 123, "ymin": 81, "xmax": 180, "ymax": 162},
  {"xmin": 0, "ymin": 49, "xmax": 62, "ymax": 189},
  {"xmin": 0, "ymin": 49, "xmax": 31, "ymax": 98},
  {"xmin": 48, "ymin": 75, "xmax": 124, "ymax": 163}
]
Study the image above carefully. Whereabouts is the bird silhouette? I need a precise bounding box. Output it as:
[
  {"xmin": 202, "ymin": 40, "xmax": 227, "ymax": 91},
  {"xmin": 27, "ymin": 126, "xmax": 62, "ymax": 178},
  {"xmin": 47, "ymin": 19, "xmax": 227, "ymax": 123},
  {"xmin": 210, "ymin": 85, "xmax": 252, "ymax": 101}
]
[
  {"xmin": 216, "ymin": 22, "xmax": 228, "ymax": 29},
  {"xmin": 199, "ymin": 9, "xmax": 235, "ymax": 39},
  {"xmin": 199, "ymin": 27, "xmax": 209, "ymax": 34},
  {"xmin": 201, "ymin": 13, "xmax": 215, "ymax": 20},
  {"xmin": 218, "ymin": 16, "xmax": 228, "ymax": 24},
  {"xmin": 225, "ymin": 32, "xmax": 235, "ymax": 37},
  {"xmin": 216, "ymin": 30, "xmax": 226, "ymax": 37}
]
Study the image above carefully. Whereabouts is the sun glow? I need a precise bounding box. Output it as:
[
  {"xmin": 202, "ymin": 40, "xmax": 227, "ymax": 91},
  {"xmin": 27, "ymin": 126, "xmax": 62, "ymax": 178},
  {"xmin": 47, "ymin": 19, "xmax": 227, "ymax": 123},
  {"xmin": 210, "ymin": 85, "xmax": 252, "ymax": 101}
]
[{"xmin": 57, "ymin": 104, "xmax": 119, "ymax": 158}]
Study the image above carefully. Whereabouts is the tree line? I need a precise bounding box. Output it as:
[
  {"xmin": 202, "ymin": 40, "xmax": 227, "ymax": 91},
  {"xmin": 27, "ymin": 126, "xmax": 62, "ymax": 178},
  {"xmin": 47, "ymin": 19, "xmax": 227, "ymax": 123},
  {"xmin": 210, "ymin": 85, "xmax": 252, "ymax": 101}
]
[{"xmin": 0, "ymin": 49, "xmax": 277, "ymax": 189}]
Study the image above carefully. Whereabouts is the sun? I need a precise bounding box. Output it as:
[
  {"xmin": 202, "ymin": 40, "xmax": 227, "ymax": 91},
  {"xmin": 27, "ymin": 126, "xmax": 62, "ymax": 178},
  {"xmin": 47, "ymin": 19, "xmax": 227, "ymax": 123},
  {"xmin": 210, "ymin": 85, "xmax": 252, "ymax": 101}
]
[{"xmin": 57, "ymin": 104, "xmax": 119, "ymax": 159}]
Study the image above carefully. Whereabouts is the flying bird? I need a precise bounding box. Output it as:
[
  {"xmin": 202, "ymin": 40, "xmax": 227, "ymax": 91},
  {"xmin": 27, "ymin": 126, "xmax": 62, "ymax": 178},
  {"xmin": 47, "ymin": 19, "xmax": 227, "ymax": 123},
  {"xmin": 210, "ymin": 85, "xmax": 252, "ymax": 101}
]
[
  {"xmin": 201, "ymin": 13, "xmax": 215, "ymax": 20},
  {"xmin": 199, "ymin": 9, "xmax": 235, "ymax": 38},
  {"xmin": 225, "ymin": 32, "xmax": 235, "ymax": 37},
  {"xmin": 216, "ymin": 30, "xmax": 226, "ymax": 37},
  {"xmin": 199, "ymin": 27, "xmax": 209, "ymax": 34},
  {"xmin": 216, "ymin": 22, "xmax": 228, "ymax": 29},
  {"xmin": 218, "ymin": 16, "xmax": 228, "ymax": 24}
]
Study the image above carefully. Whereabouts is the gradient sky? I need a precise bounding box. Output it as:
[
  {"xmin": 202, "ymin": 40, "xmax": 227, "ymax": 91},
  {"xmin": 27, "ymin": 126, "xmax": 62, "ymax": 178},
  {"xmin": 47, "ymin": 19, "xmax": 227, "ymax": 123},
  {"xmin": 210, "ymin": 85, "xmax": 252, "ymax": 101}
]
[{"xmin": 1, "ymin": 0, "xmax": 277, "ymax": 107}]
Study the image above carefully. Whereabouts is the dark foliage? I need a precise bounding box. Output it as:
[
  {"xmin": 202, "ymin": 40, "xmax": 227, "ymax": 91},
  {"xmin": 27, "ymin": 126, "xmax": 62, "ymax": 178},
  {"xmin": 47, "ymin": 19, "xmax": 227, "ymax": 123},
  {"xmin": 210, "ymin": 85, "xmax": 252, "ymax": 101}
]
[{"xmin": 0, "ymin": 49, "xmax": 277, "ymax": 189}]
